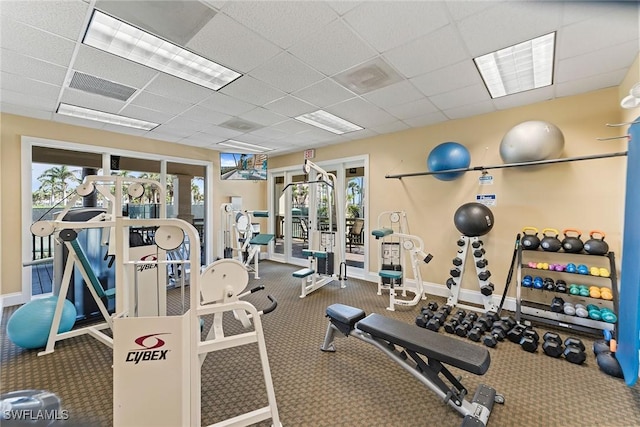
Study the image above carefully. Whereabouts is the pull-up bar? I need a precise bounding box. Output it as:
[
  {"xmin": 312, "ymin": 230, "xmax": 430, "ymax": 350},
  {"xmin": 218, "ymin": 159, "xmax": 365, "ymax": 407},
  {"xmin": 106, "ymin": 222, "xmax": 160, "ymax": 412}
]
[{"xmin": 385, "ymin": 151, "xmax": 628, "ymax": 180}]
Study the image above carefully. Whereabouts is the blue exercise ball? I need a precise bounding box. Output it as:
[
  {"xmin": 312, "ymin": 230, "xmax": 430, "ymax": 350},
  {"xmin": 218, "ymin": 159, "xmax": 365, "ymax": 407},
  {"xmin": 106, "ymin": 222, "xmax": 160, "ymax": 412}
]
[
  {"xmin": 427, "ymin": 142, "xmax": 471, "ymax": 181},
  {"xmin": 7, "ymin": 296, "xmax": 76, "ymax": 349}
]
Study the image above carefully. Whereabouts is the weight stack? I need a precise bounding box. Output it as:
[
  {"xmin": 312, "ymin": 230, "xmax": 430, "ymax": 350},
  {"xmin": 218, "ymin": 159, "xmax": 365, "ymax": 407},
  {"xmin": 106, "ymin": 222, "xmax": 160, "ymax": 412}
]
[{"xmin": 317, "ymin": 252, "xmax": 335, "ymax": 275}]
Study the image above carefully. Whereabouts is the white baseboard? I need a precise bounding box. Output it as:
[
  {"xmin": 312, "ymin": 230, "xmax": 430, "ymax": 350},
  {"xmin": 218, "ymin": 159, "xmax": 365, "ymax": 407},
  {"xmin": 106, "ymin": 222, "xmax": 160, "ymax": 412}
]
[{"xmin": 0, "ymin": 292, "xmax": 26, "ymax": 310}]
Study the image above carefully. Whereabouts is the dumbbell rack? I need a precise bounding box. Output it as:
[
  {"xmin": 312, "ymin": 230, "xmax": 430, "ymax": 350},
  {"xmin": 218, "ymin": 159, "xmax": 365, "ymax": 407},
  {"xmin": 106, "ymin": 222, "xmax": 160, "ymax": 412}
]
[
  {"xmin": 515, "ymin": 247, "xmax": 618, "ymax": 335},
  {"xmin": 446, "ymin": 236, "xmax": 497, "ymax": 313}
]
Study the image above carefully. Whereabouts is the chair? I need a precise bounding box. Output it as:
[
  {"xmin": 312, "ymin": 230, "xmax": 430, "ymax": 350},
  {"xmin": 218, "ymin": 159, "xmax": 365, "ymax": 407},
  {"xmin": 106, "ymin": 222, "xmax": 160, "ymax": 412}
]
[{"xmin": 347, "ymin": 219, "xmax": 364, "ymax": 252}]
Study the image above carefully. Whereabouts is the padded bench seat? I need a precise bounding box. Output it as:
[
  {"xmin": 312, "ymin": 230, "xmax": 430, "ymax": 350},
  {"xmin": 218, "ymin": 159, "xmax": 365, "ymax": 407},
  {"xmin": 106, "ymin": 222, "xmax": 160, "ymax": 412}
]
[
  {"xmin": 379, "ymin": 270, "xmax": 403, "ymax": 280},
  {"xmin": 357, "ymin": 313, "xmax": 490, "ymax": 376},
  {"xmin": 250, "ymin": 233, "xmax": 275, "ymax": 245},
  {"xmin": 293, "ymin": 268, "xmax": 315, "ymax": 278},
  {"xmin": 301, "ymin": 249, "xmax": 328, "ymax": 259}
]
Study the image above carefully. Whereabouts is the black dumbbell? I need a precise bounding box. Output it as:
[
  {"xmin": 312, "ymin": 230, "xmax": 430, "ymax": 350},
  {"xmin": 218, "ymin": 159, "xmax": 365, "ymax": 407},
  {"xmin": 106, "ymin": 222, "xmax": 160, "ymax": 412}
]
[
  {"xmin": 520, "ymin": 328, "xmax": 540, "ymax": 352},
  {"xmin": 457, "ymin": 239, "xmax": 466, "ymax": 247},
  {"xmin": 476, "ymin": 259, "xmax": 488, "ymax": 268},
  {"xmin": 424, "ymin": 301, "xmax": 438, "ymax": 312},
  {"xmin": 478, "ymin": 270, "xmax": 492, "ymax": 281},
  {"xmin": 507, "ymin": 324, "xmax": 526, "ymax": 343},
  {"xmin": 480, "ymin": 282, "xmax": 494, "ymax": 296},
  {"xmin": 473, "ymin": 248, "xmax": 485, "ymax": 258},
  {"xmin": 468, "ymin": 327, "xmax": 483, "ymax": 342},
  {"xmin": 432, "ymin": 311, "xmax": 447, "ymax": 326},
  {"xmin": 490, "ymin": 321, "xmax": 509, "ymax": 335},
  {"xmin": 555, "ymin": 280, "xmax": 567, "ymax": 293},
  {"xmin": 475, "ymin": 316, "xmax": 492, "ymax": 331},
  {"xmin": 440, "ymin": 305, "xmax": 452, "ymax": 316},
  {"xmin": 483, "ymin": 327, "xmax": 506, "ymax": 348},
  {"xmin": 471, "ymin": 240, "xmax": 482, "ymax": 248},
  {"xmin": 452, "ymin": 257, "xmax": 463, "ymax": 266},
  {"xmin": 542, "ymin": 332, "xmax": 564, "ymax": 358},
  {"xmin": 455, "ymin": 320, "xmax": 472, "ymax": 337},
  {"xmin": 485, "ymin": 311, "xmax": 499, "ymax": 323},
  {"xmin": 550, "ymin": 297, "xmax": 564, "ymax": 313},
  {"xmin": 415, "ymin": 314, "xmax": 428, "ymax": 328},
  {"xmin": 501, "ymin": 316, "xmax": 516, "ymax": 330},
  {"xmin": 455, "ymin": 308, "xmax": 466, "ymax": 318},
  {"xmin": 543, "ymin": 278, "xmax": 555, "ymax": 292},
  {"xmin": 466, "ymin": 312, "xmax": 479, "ymax": 323},
  {"xmin": 443, "ymin": 319, "xmax": 459, "ymax": 334},
  {"xmin": 420, "ymin": 308, "xmax": 435, "ymax": 319},
  {"xmin": 450, "ymin": 268, "xmax": 461, "ymax": 277},
  {"xmin": 426, "ymin": 317, "xmax": 441, "ymax": 332},
  {"xmin": 446, "ymin": 277, "xmax": 457, "ymax": 289},
  {"xmin": 563, "ymin": 337, "xmax": 586, "ymax": 364}
]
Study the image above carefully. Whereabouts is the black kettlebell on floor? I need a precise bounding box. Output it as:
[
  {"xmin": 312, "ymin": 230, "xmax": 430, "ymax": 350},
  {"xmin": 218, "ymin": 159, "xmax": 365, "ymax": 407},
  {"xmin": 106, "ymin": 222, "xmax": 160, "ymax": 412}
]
[
  {"xmin": 584, "ymin": 230, "xmax": 609, "ymax": 255},
  {"xmin": 540, "ymin": 228, "xmax": 562, "ymax": 252},
  {"xmin": 521, "ymin": 226, "xmax": 540, "ymax": 250},
  {"xmin": 561, "ymin": 228, "xmax": 584, "ymax": 253}
]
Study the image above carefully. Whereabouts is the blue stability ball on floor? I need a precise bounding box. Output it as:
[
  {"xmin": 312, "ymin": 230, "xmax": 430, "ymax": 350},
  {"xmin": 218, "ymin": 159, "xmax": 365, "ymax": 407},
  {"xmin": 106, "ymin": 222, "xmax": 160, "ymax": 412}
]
[
  {"xmin": 7, "ymin": 296, "xmax": 76, "ymax": 349},
  {"xmin": 427, "ymin": 142, "xmax": 471, "ymax": 181}
]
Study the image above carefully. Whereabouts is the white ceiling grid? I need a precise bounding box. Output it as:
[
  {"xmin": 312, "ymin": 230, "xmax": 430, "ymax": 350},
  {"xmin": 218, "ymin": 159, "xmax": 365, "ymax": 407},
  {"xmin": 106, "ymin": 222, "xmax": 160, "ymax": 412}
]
[{"xmin": 0, "ymin": 0, "xmax": 637, "ymax": 155}]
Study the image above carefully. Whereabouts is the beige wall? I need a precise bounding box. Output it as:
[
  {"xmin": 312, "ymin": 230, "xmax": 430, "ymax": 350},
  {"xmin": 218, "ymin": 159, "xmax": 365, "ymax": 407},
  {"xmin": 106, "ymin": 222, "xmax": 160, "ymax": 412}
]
[
  {"xmin": 0, "ymin": 113, "xmax": 266, "ymax": 297},
  {"xmin": 271, "ymin": 87, "xmax": 628, "ymax": 299}
]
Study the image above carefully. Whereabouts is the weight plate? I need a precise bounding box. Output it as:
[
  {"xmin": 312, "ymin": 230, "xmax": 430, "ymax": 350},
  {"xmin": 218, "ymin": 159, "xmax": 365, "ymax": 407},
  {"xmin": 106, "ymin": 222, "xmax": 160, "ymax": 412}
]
[
  {"xmin": 390, "ymin": 212, "xmax": 400, "ymax": 223},
  {"xmin": 59, "ymin": 229, "xmax": 77, "ymax": 241},
  {"xmin": 200, "ymin": 258, "xmax": 249, "ymax": 304},
  {"xmin": 127, "ymin": 182, "xmax": 144, "ymax": 198},
  {"xmin": 76, "ymin": 182, "xmax": 95, "ymax": 197},
  {"xmin": 30, "ymin": 221, "xmax": 55, "ymax": 237},
  {"xmin": 402, "ymin": 239, "xmax": 415, "ymax": 250},
  {"xmin": 153, "ymin": 225, "xmax": 185, "ymax": 250}
]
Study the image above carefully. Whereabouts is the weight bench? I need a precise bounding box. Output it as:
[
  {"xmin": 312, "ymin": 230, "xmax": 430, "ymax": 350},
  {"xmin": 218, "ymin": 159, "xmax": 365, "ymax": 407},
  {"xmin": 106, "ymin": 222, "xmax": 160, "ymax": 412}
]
[
  {"xmin": 321, "ymin": 304, "xmax": 504, "ymax": 426},
  {"xmin": 293, "ymin": 249, "xmax": 345, "ymax": 298}
]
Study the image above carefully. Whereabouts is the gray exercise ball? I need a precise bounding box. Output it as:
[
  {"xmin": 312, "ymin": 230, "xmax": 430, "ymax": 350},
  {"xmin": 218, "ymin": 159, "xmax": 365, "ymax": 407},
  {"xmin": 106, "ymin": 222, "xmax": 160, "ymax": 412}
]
[
  {"xmin": 453, "ymin": 202, "xmax": 494, "ymax": 237},
  {"xmin": 499, "ymin": 120, "xmax": 564, "ymax": 163}
]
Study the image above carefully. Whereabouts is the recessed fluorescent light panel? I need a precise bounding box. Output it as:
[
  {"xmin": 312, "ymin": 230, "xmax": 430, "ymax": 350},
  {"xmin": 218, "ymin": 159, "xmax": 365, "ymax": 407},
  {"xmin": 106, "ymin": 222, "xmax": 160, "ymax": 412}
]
[
  {"xmin": 295, "ymin": 110, "xmax": 363, "ymax": 134},
  {"xmin": 217, "ymin": 140, "xmax": 273, "ymax": 153},
  {"xmin": 83, "ymin": 10, "xmax": 241, "ymax": 91},
  {"xmin": 474, "ymin": 32, "xmax": 555, "ymax": 99},
  {"xmin": 56, "ymin": 103, "xmax": 159, "ymax": 130}
]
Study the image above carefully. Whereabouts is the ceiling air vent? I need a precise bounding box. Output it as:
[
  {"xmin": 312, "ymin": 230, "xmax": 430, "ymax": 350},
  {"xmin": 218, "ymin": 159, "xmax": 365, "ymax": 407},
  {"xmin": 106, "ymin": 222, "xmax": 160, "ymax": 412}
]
[
  {"xmin": 219, "ymin": 118, "xmax": 263, "ymax": 132},
  {"xmin": 69, "ymin": 71, "xmax": 137, "ymax": 101},
  {"xmin": 333, "ymin": 58, "xmax": 403, "ymax": 95}
]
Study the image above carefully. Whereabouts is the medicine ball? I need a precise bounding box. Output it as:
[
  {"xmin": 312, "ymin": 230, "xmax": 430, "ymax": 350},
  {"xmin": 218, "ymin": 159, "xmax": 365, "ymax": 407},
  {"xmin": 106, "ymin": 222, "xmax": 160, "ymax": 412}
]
[{"xmin": 453, "ymin": 202, "xmax": 495, "ymax": 237}]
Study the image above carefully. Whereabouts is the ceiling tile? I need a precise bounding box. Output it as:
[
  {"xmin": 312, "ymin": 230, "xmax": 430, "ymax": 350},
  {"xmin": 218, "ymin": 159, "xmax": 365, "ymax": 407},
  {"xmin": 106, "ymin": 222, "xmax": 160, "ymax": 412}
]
[
  {"xmin": 369, "ymin": 120, "xmax": 410, "ymax": 135},
  {"xmin": 403, "ymin": 111, "xmax": 448, "ymax": 128},
  {"xmin": 557, "ymin": 6, "xmax": 639, "ymax": 60},
  {"xmin": 0, "ymin": 17, "xmax": 76, "ymax": 67},
  {"xmin": 145, "ymin": 130, "xmax": 185, "ymax": 143},
  {"xmin": 326, "ymin": 1, "xmax": 361, "ymax": 16},
  {"xmin": 1, "ymin": 48, "xmax": 67, "ymax": 86},
  {"xmin": 219, "ymin": 75, "xmax": 285, "ymax": 106},
  {"xmin": 96, "ymin": 0, "xmax": 217, "ymax": 46},
  {"xmin": 73, "ymin": 45, "xmax": 158, "ymax": 89},
  {"xmin": 199, "ymin": 91, "xmax": 255, "ymax": 115},
  {"xmin": 443, "ymin": 100, "xmax": 495, "ymax": 120},
  {"xmin": 326, "ymin": 97, "xmax": 397, "ymax": 127},
  {"xmin": 144, "ymin": 74, "xmax": 214, "ymax": 105},
  {"xmin": 60, "ymin": 88, "xmax": 127, "ymax": 114},
  {"xmin": 492, "ymin": 86, "xmax": 555, "ymax": 111},
  {"xmin": 556, "ymin": 40, "xmax": 639, "ymax": 83},
  {"xmin": 161, "ymin": 116, "xmax": 212, "ymax": 134},
  {"xmin": 1, "ymin": 89, "xmax": 57, "ymax": 111},
  {"xmin": 202, "ymin": 125, "xmax": 244, "ymax": 140},
  {"xmin": 0, "ymin": 0, "xmax": 89, "ymax": 40},
  {"xmin": 560, "ymin": 1, "xmax": 636, "ymax": 26},
  {"xmin": 101, "ymin": 124, "xmax": 149, "ymax": 137},
  {"xmin": 263, "ymin": 96, "xmax": 316, "ymax": 117},
  {"xmin": 1, "ymin": 102, "xmax": 53, "ymax": 121},
  {"xmin": 383, "ymin": 25, "xmax": 468, "ymax": 78},
  {"xmin": 130, "ymin": 91, "xmax": 194, "ymax": 116},
  {"xmin": 0, "ymin": 72, "xmax": 61, "ymax": 99},
  {"xmin": 221, "ymin": 1, "xmax": 338, "ymax": 49},
  {"xmin": 456, "ymin": 2, "xmax": 563, "ymax": 57},
  {"xmin": 268, "ymin": 119, "xmax": 314, "ymax": 135},
  {"xmin": 249, "ymin": 52, "xmax": 325, "ymax": 93},
  {"xmin": 555, "ymin": 69, "xmax": 627, "ymax": 99},
  {"xmin": 240, "ymin": 107, "xmax": 286, "ymax": 126},
  {"xmin": 179, "ymin": 105, "xmax": 232, "ymax": 125},
  {"xmin": 187, "ymin": 12, "xmax": 281, "ymax": 74},
  {"xmin": 344, "ymin": 1, "xmax": 449, "ymax": 52},
  {"xmin": 181, "ymin": 132, "xmax": 226, "ymax": 147},
  {"xmin": 445, "ymin": 1, "xmax": 503, "ymax": 22},
  {"xmin": 288, "ymin": 19, "xmax": 377, "ymax": 76},
  {"xmin": 363, "ymin": 81, "xmax": 425, "ymax": 108},
  {"xmin": 385, "ymin": 98, "xmax": 438, "ymax": 121},
  {"xmin": 410, "ymin": 61, "xmax": 482, "ymax": 97},
  {"xmin": 246, "ymin": 126, "xmax": 289, "ymax": 141},
  {"xmin": 292, "ymin": 78, "xmax": 355, "ymax": 107},
  {"xmin": 119, "ymin": 104, "xmax": 175, "ymax": 124},
  {"xmin": 429, "ymin": 83, "xmax": 490, "ymax": 111}
]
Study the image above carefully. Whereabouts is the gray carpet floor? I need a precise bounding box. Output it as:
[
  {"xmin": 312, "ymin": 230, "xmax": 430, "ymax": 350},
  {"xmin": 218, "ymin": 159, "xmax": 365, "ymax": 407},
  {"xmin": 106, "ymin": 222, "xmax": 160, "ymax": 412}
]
[{"xmin": 2, "ymin": 260, "xmax": 640, "ymax": 426}]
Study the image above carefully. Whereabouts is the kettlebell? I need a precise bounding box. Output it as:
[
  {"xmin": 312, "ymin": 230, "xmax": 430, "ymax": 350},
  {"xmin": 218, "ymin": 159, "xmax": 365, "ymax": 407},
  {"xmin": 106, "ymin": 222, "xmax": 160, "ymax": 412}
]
[
  {"xmin": 584, "ymin": 230, "xmax": 609, "ymax": 255},
  {"xmin": 540, "ymin": 228, "xmax": 562, "ymax": 252},
  {"xmin": 521, "ymin": 226, "xmax": 540, "ymax": 250},
  {"xmin": 562, "ymin": 228, "xmax": 584, "ymax": 253}
]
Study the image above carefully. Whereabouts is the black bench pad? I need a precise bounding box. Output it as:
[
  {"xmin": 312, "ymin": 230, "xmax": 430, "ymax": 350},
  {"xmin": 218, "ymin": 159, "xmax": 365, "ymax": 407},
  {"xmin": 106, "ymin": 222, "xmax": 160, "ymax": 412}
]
[
  {"xmin": 326, "ymin": 304, "xmax": 366, "ymax": 327},
  {"xmin": 357, "ymin": 313, "xmax": 490, "ymax": 375}
]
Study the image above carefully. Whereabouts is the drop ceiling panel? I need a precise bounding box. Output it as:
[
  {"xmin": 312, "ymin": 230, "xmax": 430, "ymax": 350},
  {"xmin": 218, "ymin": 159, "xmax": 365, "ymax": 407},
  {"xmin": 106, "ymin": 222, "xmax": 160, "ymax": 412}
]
[
  {"xmin": 246, "ymin": 126, "xmax": 289, "ymax": 141},
  {"xmin": 411, "ymin": 61, "xmax": 482, "ymax": 97},
  {"xmin": 201, "ymin": 125, "xmax": 244, "ymax": 140},
  {"xmin": 263, "ymin": 96, "xmax": 316, "ymax": 117},
  {"xmin": 181, "ymin": 105, "xmax": 233, "ymax": 125},
  {"xmin": 249, "ymin": 52, "xmax": 325, "ymax": 93},
  {"xmin": 403, "ymin": 111, "xmax": 448, "ymax": 128},
  {"xmin": 1, "ymin": 89, "xmax": 57, "ymax": 111},
  {"xmin": 362, "ymin": 81, "xmax": 424, "ymax": 108},
  {"xmin": 492, "ymin": 86, "xmax": 556, "ymax": 111},
  {"xmin": 558, "ymin": 7, "xmax": 639, "ymax": 60},
  {"xmin": 182, "ymin": 132, "xmax": 225, "ymax": 147},
  {"xmin": 73, "ymin": 46, "xmax": 158, "ymax": 89},
  {"xmin": 369, "ymin": 120, "xmax": 410, "ymax": 135},
  {"xmin": 560, "ymin": 1, "xmax": 634, "ymax": 27},
  {"xmin": 443, "ymin": 100, "xmax": 495, "ymax": 120},
  {"xmin": 119, "ymin": 105, "xmax": 175, "ymax": 124},
  {"xmin": 326, "ymin": 98, "xmax": 396, "ymax": 127},
  {"xmin": 344, "ymin": 1, "xmax": 449, "ymax": 52},
  {"xmin": 60, "ymin": 89, "xmax": 126, "ymax": 114},
  {"xmin": 326, "ymin": 1, "xmax": 361, "ymax": 16},
  {"xmin": 445, "ymin": 1, "xmax": 502, "ymax": 22},
  {"xmin": 95, "ymin": 0, "xmax": 216, "ymax": 46},
  {"xmin": 240, "ymin": 107, "xmax": 286, "ymax": 127},
  {"xmin": 292, "ymin": 78, "xmax": 356, "ymax": 107},
  {"xmin": 186, "ymin": 13, "xmax": 281, "ymax": 74},
  {"xmin": 429, "ymin": 83, "xmax": 490, "ymax": 111},
  {"xmin": 556, "ymin": 40, "xmax": 639, "ymax": 82},
  {"xmin": 1, "ymin": 49, "xmax": 67, "ymax": 85},
  {"xmin": 221, "ymin": 1, "xmax": 337, "ymax": 49},
  {"xmin": 219, "ymin": 76, "xmax": 285, "ymax": 106},
  {"xmin": 1, "ymin": 102, "xmax": 52, "ymax": 121},
  {"xmin": 0, "ymin": 72, "xmax": 61, "ymax": 100},
  {"xmin": 385, "ymin": 98, "xmax": 438, "ymax": 121},
  {"xmin": 456, "ymin": 2, "xmax": 563, "ymax": 56},
  {"xmin": 199, "ymin": 92, "xmax": 255, "ymax": 116},
  {"xmin": 383, "ymin": 25, "xmax": 468, "ymax": 78},
  {"xmin": 161, "ymin": 116, "xmax": 212, "ymax": 134},
  {"xmin": 145, "ymin": 131, "xmax": 185, "ymax": 143},
  {"xmin": 101, "ymin": 124, "xmax": 149, "ymax": 137},
  {"xmin": 0, "ymin": 0, "xmax": 89, "ymax": 40},
  {"xmin": 268, "ymin": 119, "xmax": 315, "ymax": 134},
  {"xmin": 555, "ymin": 69, "xmax": 627, "ymax": 98},
  {"xmin": 130, "ymin": 91, "xmax": 194, "ymax": 116},
  {"xmin": 288, "ymin": 19, "xmax": 377, "ymax": 76},
  {"xmin": 0, "ymin": 17, "xmax": 76, "ymax": 67},
  {"xmin": 143, "ymin": 73, "xmax": 214, "ymax": 104}
]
